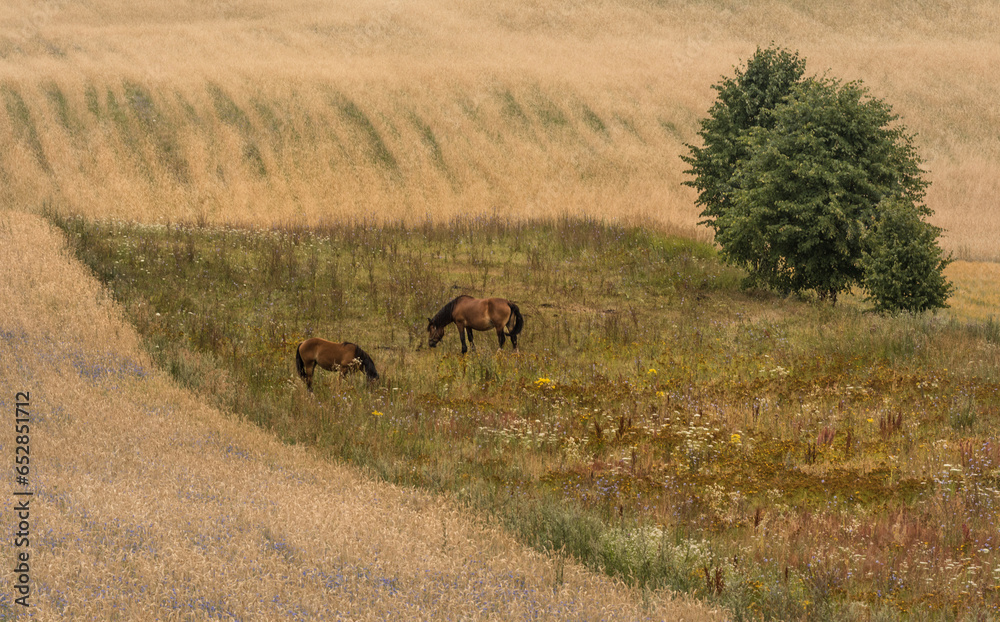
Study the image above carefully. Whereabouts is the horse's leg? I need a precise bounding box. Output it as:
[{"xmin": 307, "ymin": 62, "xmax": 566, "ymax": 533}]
[
  {"xmin": 497, "ymin": 327, "xmax": 506, "ymax": 350},
  {"xmin": 459, "ymin": 326, "xmax": 468, "ymax": 354},
  {"xmin": 511, "ymin": 332, "xmax": 518, "ymax": 352},
  {"xmin": 466, "ymin": 326, "xmax": 476, "ymax": 351},
  {"xmin": 305, "ymin": 366, "xmax": 315, "ymax": 392}
]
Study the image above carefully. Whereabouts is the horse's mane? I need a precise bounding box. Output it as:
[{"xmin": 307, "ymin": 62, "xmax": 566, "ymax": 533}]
[
  {"xmin": 429, "ymin": 295, "xmax": 470, "ymax": 327},
  {"xmin": 347, "ymin": 343, "xmax": 380, "ymax": 381}
]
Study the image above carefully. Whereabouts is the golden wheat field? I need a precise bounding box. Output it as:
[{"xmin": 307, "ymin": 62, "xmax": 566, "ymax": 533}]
[
  {"xmin": 2, "ymin": 0, "xmax": 1000, "ymax": 619},
  {"xmin": 0, "ymin": 0, "xmax": 998, "ymax": 257}
]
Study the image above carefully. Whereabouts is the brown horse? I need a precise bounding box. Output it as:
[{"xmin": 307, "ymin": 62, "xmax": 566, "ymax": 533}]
[
  {"xmin": 295, "ymin": 338, "xmax": 379, "ymax": 391},
  {"xmin": 427, "ymin": 295, "xmax": 523, "ymax": 353}
]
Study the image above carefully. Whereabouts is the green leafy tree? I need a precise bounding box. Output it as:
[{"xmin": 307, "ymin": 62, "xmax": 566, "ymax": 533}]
[
  {"xmin": 684, "ymin": 47, "xmax": 951, "ymax": 311},
  {"xmin": 682, "ymin": 45, "xmax": 806, "ymax": 228},
  {"xmin": 861, "ymin": 199, "xmax": 952, "ymax": 313}
]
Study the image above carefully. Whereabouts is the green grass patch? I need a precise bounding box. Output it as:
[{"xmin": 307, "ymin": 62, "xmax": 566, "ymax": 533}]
[
  {"xmin": 2, "ymin": 84, "xmax": 52, "ymax": 173},
  {"xmin": 209, "ymin": 83, "xmax": 267, "ymax": 177},
  {"xmin": 614, "ymin": 113, "xmax": 643, "ymax": 141},
  {"xmin": 529, "ymin": 92, "xmax": 569, "ymax": 130},
  {"xmin": 252, "ymin": 97, "xmax": 295, "ymax": 151},
  {"xmin": 334, "ymin": 96, "xmax": 399, "ymax": 172},
  {"xmin": 104, "ymin": 86, "xmax": 152, "ymax": 177},
  {"xmin": 580, "ymin": 103, "xmax": 607, "ymax": 136},
  {"xmin": 84, "ymin": 83, "xmax": 101, "ymax": 119},
  {"xmin": 208, "ymin": 82, "xmax": 253, "ymax": 135},
  {"xmin": 44, "ymin": 82, "xmax": 81, "ymax": 135},
  {"xmin": 124, "ymin": 80, "xmax": 190, "ymax": 183},
  {"xmin": 498, "ymin": 89, "xmax": 529, "ymax": 126},
  {"xmin": 410, "ymin": 112, "xmax": 448, "ymax": 174},
  {"xmin": 51, "ymin": 214, "xmax": 1000, "ymax": 620}
]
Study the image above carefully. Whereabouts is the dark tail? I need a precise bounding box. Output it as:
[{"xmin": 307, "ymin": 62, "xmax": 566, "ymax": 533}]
[
  {"xmin": 353, "ymin": 344, "xmax": 380, "ymax": 382},
  {"xmin": 508, "ymin": 301, "xmax": 524, "ymax": 337},
  {"xmin": 294, "ymin": 342, "xmax": 307, "ymax": 382}
]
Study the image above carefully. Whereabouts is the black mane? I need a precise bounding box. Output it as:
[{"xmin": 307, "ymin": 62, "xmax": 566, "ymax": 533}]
[
  {"xmin": 348, "ymin": 343, "xmax": 380, "ymax": 381},
  {"xmin": 429, "ymin": 295, "xmax": 470, "ymax": 327}
]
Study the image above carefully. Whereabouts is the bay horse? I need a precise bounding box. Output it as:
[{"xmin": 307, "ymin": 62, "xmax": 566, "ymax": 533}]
[
  {"xmin": 295, "ymin": 338, "xmax": 379, "ymax": 391},
  {"xmin": 427, "ymin": 295, "xmax": 523, "ymax": 353}
]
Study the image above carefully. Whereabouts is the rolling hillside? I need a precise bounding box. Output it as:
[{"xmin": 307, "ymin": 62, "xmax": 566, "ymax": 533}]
[
  {"xmin": 0, "ymin": 0, "xmax": 998, "ymax": 257},
  {"xmin": 2, "ymin": 1, "xmax": 1000, "ymax": 619}
]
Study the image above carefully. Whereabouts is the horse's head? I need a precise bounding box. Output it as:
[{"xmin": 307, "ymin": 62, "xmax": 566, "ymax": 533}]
[{"xmin": 427, "ymin": 319, "xmax": 445, "ymax": 348}]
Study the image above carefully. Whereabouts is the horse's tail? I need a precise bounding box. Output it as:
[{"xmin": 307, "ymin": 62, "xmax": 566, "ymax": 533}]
[
  {"xmin": 294, "ymin": 342, "xmax": 308, "ymax": 382},
  {"xmin": 353, "ymin": 344, "xmax": 380, "ymax": 382},
  {"xmin": 507, "ymin": 301, "xmax": 524, "ymax": 337}
]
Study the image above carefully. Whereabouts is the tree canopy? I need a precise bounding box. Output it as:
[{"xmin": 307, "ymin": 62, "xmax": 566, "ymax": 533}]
[{"xmin": 683, "ymin": 46, "xmax": 951, "ymax": 311}]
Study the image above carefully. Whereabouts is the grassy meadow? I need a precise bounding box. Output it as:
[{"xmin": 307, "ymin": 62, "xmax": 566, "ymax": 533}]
[
  {"xmin": 47, "ymin": 213, "xmax": 1000, "ymax": 619},
  {"xmin": 0, "ymin": 212, "xmax": 718, "ymax": 620},
  {"xmin": 3, "ymin": 0, "xmax": 1000, "ymax": 620}
]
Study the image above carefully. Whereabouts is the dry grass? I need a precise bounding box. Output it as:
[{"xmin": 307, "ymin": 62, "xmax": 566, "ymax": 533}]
[
  {"xmin": 0, "ymin": 0, "xmax": 998, "ymax": 256},
  {"xmin": 944, "ymin": 261, "xmax": 1000, "ymax": 322},
  {"xmin": 2, "ymin": 0, "xmax": 1000, "ymax": 617},
  {"xmin": 0, "ymin": 212, "xmax": 720, "ymax": 619}
]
